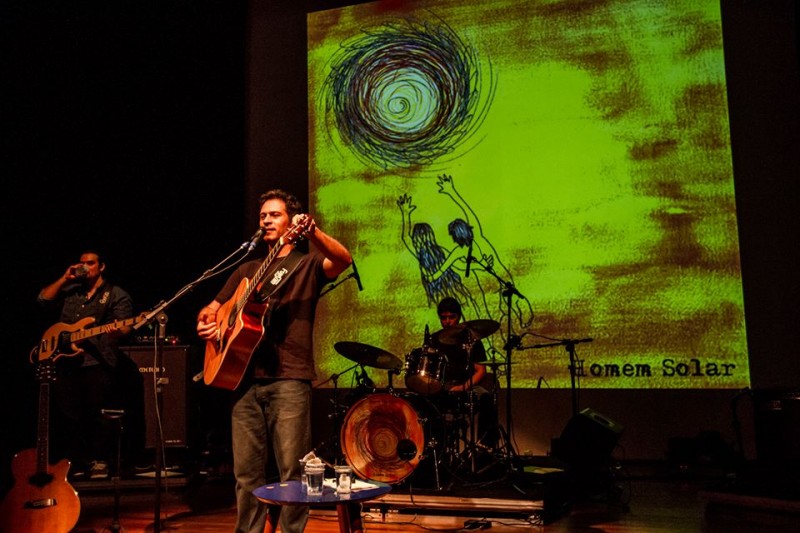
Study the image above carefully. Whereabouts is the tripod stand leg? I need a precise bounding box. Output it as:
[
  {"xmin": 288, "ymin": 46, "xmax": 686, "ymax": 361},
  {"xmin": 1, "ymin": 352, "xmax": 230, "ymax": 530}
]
[{"xmin": 432, "ymin": 446, "xmax": 442, "ymax": 491}]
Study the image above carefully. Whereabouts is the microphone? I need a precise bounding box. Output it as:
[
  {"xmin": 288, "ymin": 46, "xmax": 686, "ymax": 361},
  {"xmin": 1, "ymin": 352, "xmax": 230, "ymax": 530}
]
[
  {"xmin": 465, "ymin": 240, "xmax": 473, "ymax": 277},
  {"xmin": 351, "ymin": 260, "xmax": 364, "ymax": 291},
  {"xmin": 423, "ymin": 324, "xmax": 430, "ymax": 347},
  {"xmin": 241, "ymin": 228, "xmax": 265, "ymax": 251}
]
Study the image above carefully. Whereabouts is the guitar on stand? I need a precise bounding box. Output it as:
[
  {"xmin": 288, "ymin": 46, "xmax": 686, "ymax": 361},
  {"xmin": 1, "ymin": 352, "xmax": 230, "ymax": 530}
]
[{"xmin": 0, "ymin": 359, "xmax": 80, "ymax": 533}]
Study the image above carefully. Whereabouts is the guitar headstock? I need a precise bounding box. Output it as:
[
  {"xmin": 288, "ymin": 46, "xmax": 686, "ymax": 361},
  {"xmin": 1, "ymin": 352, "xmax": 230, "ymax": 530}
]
[{"xmin": 281, "ymin": 214, "xmax": 314, "ymax": 245}]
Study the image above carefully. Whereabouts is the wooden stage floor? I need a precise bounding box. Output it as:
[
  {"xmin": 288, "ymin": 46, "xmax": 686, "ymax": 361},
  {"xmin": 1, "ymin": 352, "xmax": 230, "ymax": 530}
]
[{"xmin": 68, "ymin": 461, "xmax": 800, "ymax": 532}]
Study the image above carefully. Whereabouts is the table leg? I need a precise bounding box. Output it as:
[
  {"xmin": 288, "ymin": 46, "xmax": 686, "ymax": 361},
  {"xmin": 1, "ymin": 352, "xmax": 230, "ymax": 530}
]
[
  {"xmin": 262, "ymin": 505, "xmax": 280, "ymax": 533},
  {"xmin": 348, "ymin": 502, "xmax": 364, "ymax": 533},
  {"xmin": 335, "ymin": 503, "xmax": 351, "ymax": 533}
]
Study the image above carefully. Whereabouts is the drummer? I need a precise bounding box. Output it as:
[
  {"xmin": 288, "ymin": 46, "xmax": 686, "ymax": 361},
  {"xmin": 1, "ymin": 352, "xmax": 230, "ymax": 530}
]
[{"xmin": 431, "ymin": 297, "xmax": 498, "ymax": 450}]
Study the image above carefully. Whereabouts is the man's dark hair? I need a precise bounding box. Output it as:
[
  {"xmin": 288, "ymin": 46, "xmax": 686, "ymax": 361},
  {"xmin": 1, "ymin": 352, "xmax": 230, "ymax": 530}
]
[
  {"xmin": 259, "ymin": 189, "xmax": 304, "ymax": 218},
  {"xmin": 437, "ymin": 297, "xmax": 462, "ymax": 317},
  {"xmin": 80, "ymin": 249, "xmax": 105, "ymax": 266}
]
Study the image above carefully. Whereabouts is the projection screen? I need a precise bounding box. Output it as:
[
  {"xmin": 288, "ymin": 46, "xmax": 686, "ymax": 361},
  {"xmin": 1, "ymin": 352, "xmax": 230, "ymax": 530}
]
[{"xmin": 307, "ymin": 0, "xmax": 748, "ymax": 390}]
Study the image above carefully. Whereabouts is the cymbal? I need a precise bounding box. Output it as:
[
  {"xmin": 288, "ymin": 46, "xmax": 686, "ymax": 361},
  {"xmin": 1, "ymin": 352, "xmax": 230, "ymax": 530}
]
[
  {"xmin": 334, "ymin": 341, "xmax": 403, "ymax": 370},
  {"xmin": 433, "ymin": 319, "xmax": 500, "ymax": 345}
]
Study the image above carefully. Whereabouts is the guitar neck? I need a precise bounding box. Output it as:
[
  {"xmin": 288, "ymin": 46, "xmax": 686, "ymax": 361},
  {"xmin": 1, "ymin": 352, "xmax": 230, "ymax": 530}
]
[
  {"xmin": 232, "ymin": 222, "xmax": 307, "ymax": 314},
  {"xmin": 68, "ymin": 315, "xmax": 139, "ymax": 344},
  {"xmin": 36, "ymin": 382, "xmax": 49, "ymax": 475}
]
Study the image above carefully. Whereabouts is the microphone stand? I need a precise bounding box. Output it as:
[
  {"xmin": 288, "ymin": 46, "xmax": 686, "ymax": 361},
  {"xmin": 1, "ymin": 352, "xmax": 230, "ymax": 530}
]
[
  {"xmin": 152, "ymin": 313, "xmax": 167, "ymax": 533},
  {"xmin": 319, "ymin": 268, "xmax": 359, "ymax": 297},
  {"xmin": 528, "ymin": 338, "xmax": 593, "ymax": 417},
  {"xmin": 470, "ymin": 258, "xmax": 527, "ymax": 462},
  {"xmin": 130, "ymin": 238, "xmax": 258, "ymax": 533}
]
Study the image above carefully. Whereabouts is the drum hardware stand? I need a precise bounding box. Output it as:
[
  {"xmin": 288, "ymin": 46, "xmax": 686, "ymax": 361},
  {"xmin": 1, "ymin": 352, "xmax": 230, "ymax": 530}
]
[
  {"xmin": 387, "ymin": 367, "xmax": 401, "ymax": 392},
  {"xmin": 314, "ymin": 363, "xmax": 359, "ymax": 464}
]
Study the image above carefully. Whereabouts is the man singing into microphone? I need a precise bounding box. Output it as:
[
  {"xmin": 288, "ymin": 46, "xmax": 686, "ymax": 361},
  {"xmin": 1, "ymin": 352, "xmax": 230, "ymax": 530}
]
[{"xmin": 196, "ymin": 189, "xmax": 352, "ymax": 533}]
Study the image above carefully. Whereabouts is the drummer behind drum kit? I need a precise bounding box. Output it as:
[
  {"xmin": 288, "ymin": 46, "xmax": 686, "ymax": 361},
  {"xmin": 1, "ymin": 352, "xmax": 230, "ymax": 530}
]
[{"xmin": 331, "ymin": 319, "xmax": 503, "ymax": 490}]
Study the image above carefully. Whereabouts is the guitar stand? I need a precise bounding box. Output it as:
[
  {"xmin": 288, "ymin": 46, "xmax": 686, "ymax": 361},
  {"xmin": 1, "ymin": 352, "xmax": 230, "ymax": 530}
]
[{"xmin": 101, "ymin": 408, "xmax": 126, "ymax": 533}]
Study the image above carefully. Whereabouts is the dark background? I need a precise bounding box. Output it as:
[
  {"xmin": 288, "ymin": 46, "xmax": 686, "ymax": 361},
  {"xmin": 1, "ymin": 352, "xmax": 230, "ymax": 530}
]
[{"xmin": 2, "ymin": 0, "xmax": 798, "ymax": 489}]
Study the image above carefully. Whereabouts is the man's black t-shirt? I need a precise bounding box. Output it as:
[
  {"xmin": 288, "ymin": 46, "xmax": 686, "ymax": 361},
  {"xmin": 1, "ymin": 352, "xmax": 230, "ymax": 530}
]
[{"xmin": 213, "ymin": 249, "xmax": 330, "ymax": 382}]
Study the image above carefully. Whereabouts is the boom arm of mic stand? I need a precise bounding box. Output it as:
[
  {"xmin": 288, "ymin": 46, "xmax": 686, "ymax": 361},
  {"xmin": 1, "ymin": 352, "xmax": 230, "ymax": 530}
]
[
  {"xmin": 134, "ymin": 242, "xmax": 251, "ymax": 330},
  {"xmin": 320, "ymin": 272, "xmax": 358, "ymax": 297},
  {"xmin": 526, "ymin": 338, "xmax": 593, "ymax": 417},
  {"xmin": 314, "ymin": 363, "xmax": 359, "ymax": 388},
  {"xmin": 529, "ymin": 338, "xmax": 594, "ymax": 349}
]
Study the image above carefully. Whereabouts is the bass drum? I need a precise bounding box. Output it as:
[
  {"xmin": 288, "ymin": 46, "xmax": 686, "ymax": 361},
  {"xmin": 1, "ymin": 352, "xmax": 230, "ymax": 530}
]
[{"xmin": 340, "ymin": 393, "xmax": 439, "ymax": 484}]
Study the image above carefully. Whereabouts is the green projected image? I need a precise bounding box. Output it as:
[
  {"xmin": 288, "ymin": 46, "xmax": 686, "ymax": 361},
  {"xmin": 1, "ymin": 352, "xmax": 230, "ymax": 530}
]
[{"xmin": 307, "ymin": 0, "xmax": 748, "ymax": 390}]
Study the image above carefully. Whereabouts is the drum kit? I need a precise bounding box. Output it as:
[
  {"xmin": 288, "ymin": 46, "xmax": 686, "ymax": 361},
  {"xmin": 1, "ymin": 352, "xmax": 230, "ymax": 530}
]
[{"xmin": 330, "ymin": 319, "xmax": 506, "ymax": 489}]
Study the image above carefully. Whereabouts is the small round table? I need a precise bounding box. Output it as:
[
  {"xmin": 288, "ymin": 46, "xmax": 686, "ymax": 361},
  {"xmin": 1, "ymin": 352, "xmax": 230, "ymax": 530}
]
[{"xmin": 253, "ymin": 480, "xmax": 392, "ymax": 533}]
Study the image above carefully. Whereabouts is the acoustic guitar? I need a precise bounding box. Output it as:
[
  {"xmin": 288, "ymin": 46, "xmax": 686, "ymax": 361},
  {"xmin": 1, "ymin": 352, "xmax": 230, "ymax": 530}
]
[
  {"xmin": 204, "ymin": 216, "xmax": 312, "ymax": 390},
  {"xmin": 0, "ymin": 360, "xmax": 80, "ymax": 533}
]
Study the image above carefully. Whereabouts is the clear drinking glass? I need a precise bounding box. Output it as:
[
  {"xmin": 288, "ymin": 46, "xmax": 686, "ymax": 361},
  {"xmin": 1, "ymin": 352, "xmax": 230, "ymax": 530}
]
[
  {"xmin": 334, "ymin": 464, "xmax": 353, "ymax": 495},
  {"xmin": 299, "ymin": 459, "xmax": 308, "ymax": 491},
  {"xmin": 304, "ymin": 463, "xmax": 325, "ymax": 496}
]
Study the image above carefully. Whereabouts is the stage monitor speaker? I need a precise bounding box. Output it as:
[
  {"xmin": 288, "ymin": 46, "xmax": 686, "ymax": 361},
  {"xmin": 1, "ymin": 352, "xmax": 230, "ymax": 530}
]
[
  {"xmin": 753, "ymin": 388, "xmax": 800, "ymax": 465},
  {"xmin": 552, "ymin": 408, "xmax": 624, "ymax": 467},
  {"xmin": 122, "ymin": 344, "xmax": 189, "ymax": 449}
]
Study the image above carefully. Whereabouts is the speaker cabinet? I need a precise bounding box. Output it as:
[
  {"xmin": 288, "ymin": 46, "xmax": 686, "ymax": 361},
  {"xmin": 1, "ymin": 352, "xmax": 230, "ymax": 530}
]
[
  {"xmin": 753, "ymin": 389, "xmax": 800, "ymax": 465},
  {"xmin": 122, "ymin": 345, "xmax": 189, "ymax": 448},
  {"xmin": 552, "ymin": 408, "xmax": 624, "ymax": 467}
]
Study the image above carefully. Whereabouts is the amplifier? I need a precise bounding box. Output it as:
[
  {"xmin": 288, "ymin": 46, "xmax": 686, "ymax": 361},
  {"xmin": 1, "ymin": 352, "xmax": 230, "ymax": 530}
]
[
  {"xmin": 552, "ymin": 408, "xmax": 624, "ymax": 467},
  {"xmin": 122, "ymin": 345, "xmax": 189, "ymax": 448}
]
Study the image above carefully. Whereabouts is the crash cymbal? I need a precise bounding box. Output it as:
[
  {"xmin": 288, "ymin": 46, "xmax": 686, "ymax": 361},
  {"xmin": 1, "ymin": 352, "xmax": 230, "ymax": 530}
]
[
  {"xmin": 334, "ymin": 341, "xmax": 403, "ymax": 370},
  {"xmin": 433, "ymin": 319, "xmax": 501, "ymax": 345}
]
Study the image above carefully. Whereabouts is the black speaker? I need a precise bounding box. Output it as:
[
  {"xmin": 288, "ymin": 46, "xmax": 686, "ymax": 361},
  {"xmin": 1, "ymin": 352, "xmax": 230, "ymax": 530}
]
[
  {"xmin": 122, "ymin": 345, "xmax": 189, "ymax": 448},
  {"xmin": 753, "ymin": 389, "xmax": 800, "ymax": 465},
  {"xmin": 552, "ymin": 408, "xmax": 623, "ymax": 467}
]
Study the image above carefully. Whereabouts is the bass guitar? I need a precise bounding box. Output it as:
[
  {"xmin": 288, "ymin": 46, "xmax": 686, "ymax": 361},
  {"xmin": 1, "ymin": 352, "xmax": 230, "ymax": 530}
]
[
  {"xmin": 204, "ymin": 216, "xmax": 312, "ymax": 390},
  {"xmin": 30, "ymin": 314, "xmax": 146, "ymax": 363},
  {"xmin": 0, "ymin": 360, "xmax": 81, "ymax": 533}
]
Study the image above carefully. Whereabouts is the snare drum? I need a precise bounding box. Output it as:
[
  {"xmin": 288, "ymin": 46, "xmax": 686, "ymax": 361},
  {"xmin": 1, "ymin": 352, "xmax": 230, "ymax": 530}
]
[{"xmin": 404, "ymin": 346, "xmax": 447, "ymax": 395}]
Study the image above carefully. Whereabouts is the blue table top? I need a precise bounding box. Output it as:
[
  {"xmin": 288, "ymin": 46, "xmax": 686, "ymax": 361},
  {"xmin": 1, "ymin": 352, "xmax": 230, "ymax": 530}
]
[{"xmin": 253, "ymin": 480, "xmax": 392, "ymax": 506}]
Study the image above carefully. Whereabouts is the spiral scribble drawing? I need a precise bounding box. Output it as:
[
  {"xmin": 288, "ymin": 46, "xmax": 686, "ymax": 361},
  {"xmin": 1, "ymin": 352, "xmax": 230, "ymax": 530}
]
[{"xmin": 322, "ymin": 16, "xmax": 495, "ymax": 169}]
